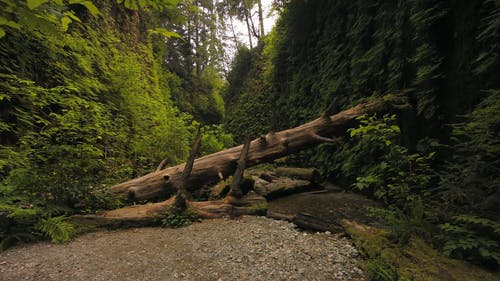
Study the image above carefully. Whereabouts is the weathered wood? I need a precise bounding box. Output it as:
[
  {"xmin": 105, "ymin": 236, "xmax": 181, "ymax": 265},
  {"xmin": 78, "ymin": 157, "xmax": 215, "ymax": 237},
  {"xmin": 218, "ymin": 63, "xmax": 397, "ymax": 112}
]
[
  {"xmin": 111, "ymin": 99, "xmax": 398, "ymax": 201},
  {"xmin": 174, "ymin": 130, "xmax": 202, "ymax": 210},
  {"xmin": 155, "ymin": 158, "xmax": 168, "ymax": 172},
  {"xmin": 252, "ymin": 177, "xmax": 313, "ymax": 199},
  {"xmin": 227, "ymin": 139, "xmax": 251, "ymax": 198},
  {"xmin": 73, "ymin": 194, "xmax": 267, "ymax": 225},
  {"xmin": 275, "ymin": 167, "xmax": 320, "ymax": 182}
]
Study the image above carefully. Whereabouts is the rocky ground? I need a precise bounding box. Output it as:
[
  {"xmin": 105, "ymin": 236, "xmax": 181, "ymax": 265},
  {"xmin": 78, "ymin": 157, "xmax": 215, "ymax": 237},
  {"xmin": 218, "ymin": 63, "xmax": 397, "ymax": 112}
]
[{"xmin": 0, "ymin": 216, "xmax": 366, "ymax": 281}]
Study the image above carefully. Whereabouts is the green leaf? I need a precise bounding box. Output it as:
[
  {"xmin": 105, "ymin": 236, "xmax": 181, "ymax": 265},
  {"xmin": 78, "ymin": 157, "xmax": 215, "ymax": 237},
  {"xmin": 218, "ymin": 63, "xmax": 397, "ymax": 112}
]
[
  {"xmin": 26, "ymin": 0, "xmax": 49, "ymax": 10},
  {"xmin": 60, "ymin": 16, "xmax": 72, "ymax": 32},
  {"xmin": 0, "ymin": 17, "xmax": 21, "ymax": 29},
  {"xmin": 149, "ymin": 27, "xmax": 182, "ymax": 39},
  {"xmin": 64, "ymin": 11, "xmax": 81, "ymax": 23},
  {"xmin": 0, "ymin": 27, "xmax": 5, "ymax": 38},
  {"xmin": 389, "ymin": 125, "xmax": 400, "ymax": 133},
  {"xmin": 80, "ymin": 1, "xmax": 100, "ymax": 15},
  {"xmin": 69, "ymin": 0, "xmax": 100, "ymax": 16},
  {"xmin": 37, "ymin": 216, "xmax": 74, "ymax": 243},
  {"xmin": 124, "ymin": 0, "xmax": 138, "ymax": 10}
]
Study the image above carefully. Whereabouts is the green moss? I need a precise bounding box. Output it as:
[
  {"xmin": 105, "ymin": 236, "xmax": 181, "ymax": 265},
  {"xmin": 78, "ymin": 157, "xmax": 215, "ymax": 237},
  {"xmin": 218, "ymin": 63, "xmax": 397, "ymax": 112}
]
[
  {"xmin": 159, "ymin": 207, "xmax": 201, "ymax": 228},
  {"xmin": 248, "ymin": 163, "xmax": 277, "ymax": 171},
  {"xmin": 246, "ymin": 202, "xmax": 268, "ymax": 215},
  {"xmin": 342, "ymin": 220, "xmax": 499, "ymax": 281}
]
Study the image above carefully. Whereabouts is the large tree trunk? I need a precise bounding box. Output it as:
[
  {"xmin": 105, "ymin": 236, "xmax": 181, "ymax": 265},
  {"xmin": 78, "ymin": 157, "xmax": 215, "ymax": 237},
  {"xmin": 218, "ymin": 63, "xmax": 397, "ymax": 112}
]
[
  {"xmin": 257, "ymin": 0, "xmax": 265, "ymax": 38},
  {"xmin": 111, "ymin": 99, "xmax": 398, "ymax": 202}
]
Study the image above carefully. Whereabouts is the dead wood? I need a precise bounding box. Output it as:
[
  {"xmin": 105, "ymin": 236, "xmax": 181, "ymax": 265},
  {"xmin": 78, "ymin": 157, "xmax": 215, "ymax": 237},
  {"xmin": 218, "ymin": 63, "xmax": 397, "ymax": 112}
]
[{"xmin": 111, "ymin": 99, "xmax": 402, "ymax": 202}]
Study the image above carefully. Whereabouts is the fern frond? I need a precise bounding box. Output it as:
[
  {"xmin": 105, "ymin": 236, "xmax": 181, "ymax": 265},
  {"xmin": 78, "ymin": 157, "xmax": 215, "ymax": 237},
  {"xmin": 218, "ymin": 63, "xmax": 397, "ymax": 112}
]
[{"xmin": 37, "ymin": 216, "xmax": 74, "ymax": 243}]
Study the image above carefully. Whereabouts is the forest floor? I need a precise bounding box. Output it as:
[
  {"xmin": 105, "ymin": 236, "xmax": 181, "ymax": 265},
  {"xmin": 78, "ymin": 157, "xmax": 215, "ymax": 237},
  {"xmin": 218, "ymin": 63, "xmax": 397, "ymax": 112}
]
[
  {"xmin": 0, "ymin": 216, "xmax": 365, "ymax": 281},
  {"xmin": 1, "ymin": 181, "xmax": 497, "ymax": 281}
]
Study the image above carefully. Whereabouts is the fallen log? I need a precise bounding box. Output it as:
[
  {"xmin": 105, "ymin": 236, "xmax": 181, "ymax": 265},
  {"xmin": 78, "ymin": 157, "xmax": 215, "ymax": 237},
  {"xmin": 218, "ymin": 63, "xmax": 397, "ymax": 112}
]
[
  {"xmin": 252, "ymin": 177, "xmax": 314, "ymax": 199},
  {"xmin": 72, "ymin": 194, "xmax": 268, "ymax": 227},
  {"xmin": 111, "ymin": 99, "xmax": 401, "ymax": 201},
  {"xmin": 275, "ymin": 167, "xmax": 320, "ymax": 182}
]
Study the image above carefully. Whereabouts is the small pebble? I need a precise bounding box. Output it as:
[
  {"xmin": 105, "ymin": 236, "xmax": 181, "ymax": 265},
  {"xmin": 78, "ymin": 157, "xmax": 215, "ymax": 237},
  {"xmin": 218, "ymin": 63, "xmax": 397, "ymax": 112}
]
[{"xmin": 0, "ymin": 216, "xmax": 366, "ymax": 281}]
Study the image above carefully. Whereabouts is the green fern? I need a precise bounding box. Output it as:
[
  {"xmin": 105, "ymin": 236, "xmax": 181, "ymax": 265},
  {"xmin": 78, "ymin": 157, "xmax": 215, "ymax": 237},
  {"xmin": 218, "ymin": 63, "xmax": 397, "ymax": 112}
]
[
  {"xmin": 37, "ymin": 216, "xmax": 74, "ymax": 243},
  {"xmin": 437, "ymin": 215, "xmax": 500, "ymax": 268}
]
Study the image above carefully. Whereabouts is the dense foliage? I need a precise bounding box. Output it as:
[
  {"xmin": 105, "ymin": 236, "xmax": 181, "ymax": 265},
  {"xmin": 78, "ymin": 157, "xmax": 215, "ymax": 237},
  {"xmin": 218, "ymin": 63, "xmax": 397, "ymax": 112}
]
[
  {"xmin": 1, "ymin": 0, "xmax": 498, "ymax": 273},
  {"xmin": 0, "ymin": 0, "xmax": 232, "ymax": 248},
  {"xmin": 224, "ymin": 0, "xmax": 500, "ymax": 269}
]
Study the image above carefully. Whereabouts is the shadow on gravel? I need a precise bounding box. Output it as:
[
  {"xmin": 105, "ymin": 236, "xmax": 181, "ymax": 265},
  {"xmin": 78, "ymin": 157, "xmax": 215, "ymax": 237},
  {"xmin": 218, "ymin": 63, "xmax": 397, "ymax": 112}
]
[{"xmin": 267, "ymin": 182, "xmax": 382, "ymax": 227}]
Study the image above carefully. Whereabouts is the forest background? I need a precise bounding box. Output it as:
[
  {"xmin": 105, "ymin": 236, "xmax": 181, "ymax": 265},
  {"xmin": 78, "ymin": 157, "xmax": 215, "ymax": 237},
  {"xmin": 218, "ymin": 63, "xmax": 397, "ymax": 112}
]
[{"xmin": 0, "ymin": 0, "xmax": 499, "ymax": 273}]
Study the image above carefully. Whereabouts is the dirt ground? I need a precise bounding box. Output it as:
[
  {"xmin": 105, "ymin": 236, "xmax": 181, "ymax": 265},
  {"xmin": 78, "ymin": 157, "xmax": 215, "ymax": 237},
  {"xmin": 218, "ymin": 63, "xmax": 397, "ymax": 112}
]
[{"xmin": 0, "ymin": 216, "xmax": 366, "ymax": 281}]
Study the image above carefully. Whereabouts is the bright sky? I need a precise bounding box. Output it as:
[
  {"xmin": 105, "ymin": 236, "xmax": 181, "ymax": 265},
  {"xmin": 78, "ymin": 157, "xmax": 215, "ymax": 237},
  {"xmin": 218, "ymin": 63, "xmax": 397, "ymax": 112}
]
[
  {"xmin": 231, "ymin": 0, "xmax": 278, "ymax": 47},
  {"xmin": 220, "ymin": 0, "xmax": 277, "ymax": 66}
]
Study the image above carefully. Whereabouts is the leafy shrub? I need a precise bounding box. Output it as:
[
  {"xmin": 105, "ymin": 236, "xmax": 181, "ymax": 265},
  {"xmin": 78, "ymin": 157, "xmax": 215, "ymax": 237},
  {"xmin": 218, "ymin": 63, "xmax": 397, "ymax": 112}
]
[
  {"xmin": 0, "ymin": 2, "xmax": 194, "ymax": 250},
  {"xmin": 327, "ymin": 114, "xmax": 436, "ymax": 244},
  {"xmin": 348, "ymin": 114, "xmax": 435, "ymax": 208},
  {"xmin": 435, "ymin": 91, "xmax": 499, "ymax": 269},
  {"xmin": 199, "ymin": 124, "xmax": 234, "ymax": 156},
  {"xmin": 0, "ymin": 193, "xmax": 77, "ymax": 249},
  {"xmin": 0, "ymin": 201, "xmax": 40, "ymax": 250},
  {"xmin": 437, "ymin": 215, "xmax": 500, "ymax": 269},
  {"xmin": 438, "ymin": 91, "xmax": 500, "ymax": 214}
]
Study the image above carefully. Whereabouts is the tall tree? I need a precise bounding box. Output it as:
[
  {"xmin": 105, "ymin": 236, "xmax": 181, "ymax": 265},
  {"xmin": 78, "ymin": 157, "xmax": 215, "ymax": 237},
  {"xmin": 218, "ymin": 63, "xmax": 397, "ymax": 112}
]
[{"xmin": 257, "ymin": 0, "xmax": 265, "ymax": 38}]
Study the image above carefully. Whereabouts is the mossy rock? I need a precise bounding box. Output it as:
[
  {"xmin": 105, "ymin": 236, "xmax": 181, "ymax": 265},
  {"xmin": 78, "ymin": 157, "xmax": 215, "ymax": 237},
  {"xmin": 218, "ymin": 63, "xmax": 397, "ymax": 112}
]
[{"xmin": 341, "ymin": 220, "xmax": 500, "ymax": 281}]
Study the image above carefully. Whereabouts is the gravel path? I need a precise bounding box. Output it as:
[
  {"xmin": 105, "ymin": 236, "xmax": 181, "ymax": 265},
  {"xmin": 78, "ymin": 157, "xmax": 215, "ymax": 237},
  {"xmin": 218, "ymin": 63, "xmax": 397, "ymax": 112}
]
[{"xmin": 0, "ymin": 216, "xmax": 366, "ymax": 281}]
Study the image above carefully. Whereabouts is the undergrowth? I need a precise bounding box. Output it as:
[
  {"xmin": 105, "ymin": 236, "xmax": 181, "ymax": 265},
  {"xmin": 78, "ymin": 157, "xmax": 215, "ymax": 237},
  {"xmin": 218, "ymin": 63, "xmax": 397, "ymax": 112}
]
[{"xmin": 159, "ymin": 207, "xmax": 201, "ymax": 228}]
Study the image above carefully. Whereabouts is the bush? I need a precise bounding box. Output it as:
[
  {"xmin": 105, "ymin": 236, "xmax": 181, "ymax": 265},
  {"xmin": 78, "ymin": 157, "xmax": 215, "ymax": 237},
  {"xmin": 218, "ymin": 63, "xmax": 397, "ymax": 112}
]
[
  {"xmin": 438, "ymin": 91, "xmax": 500, "ymax": 214},
  {"xmin": 327, "ymin": 114, "xmax": 436, "ymax": 244},
  {"xmin": 437, "ymin": 215, "xmax": 500, "ymax": 269}
]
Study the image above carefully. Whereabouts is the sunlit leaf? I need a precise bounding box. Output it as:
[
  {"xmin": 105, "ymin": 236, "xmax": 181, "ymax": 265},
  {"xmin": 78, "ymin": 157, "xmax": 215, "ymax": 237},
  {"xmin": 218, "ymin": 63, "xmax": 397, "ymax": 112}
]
[
  {"xmin": 60, "ymin": 16, "xmax": 72, "ymax": 32},
  {"xmin": 0, "ymin": 17, "xmax": 21, "ymax": 29},
  {"xmin": 149, "ymin": 27, "xmax": 183, "ymax": 39},
  {"xmin": 124, "ymin": 0, "xmax": 138, "ymax": 10},
  {"xmin": 26, "ymin": 0, "xmax": 49, "ymax": 10}
]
